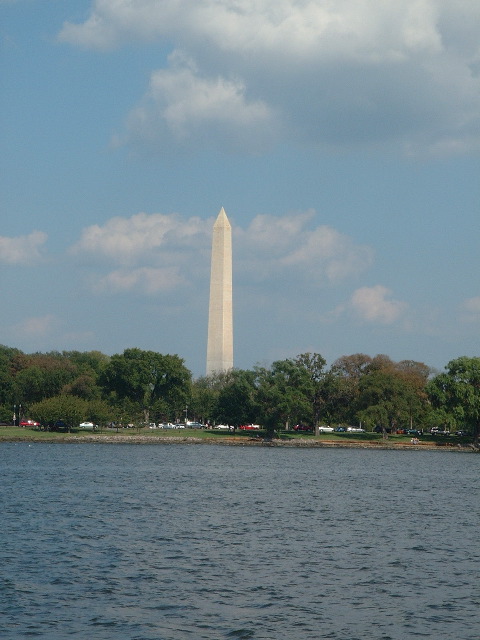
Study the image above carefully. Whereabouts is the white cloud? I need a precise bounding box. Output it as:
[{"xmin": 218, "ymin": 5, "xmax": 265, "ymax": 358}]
[
  {"xmin": 13, "ymin": 314, "xmax": 57, "ymax": 338},
  {"xmin": 71, "ymin": 212, "xmax": 211, "ymax": 265},
  {"xmin": 461, "ymin": 296, "xmax": 480, "ymax": 321},
  {"xmin": 117, "ymin": 52, "xmax": 278, "ymax": 153},
  {"xmin": 236, "ymin": 210, "xmax": 373, "ymax": 283},
  {"xmin": 0, "ymin": 231, "xmax": 47, "ymax": 265},
  {"xmin": 92, "ymin": 267, "xmax": 184, "ymax": 295},
  {"xmin": 72, "ymin": 211, "xmax": 212, "ymax": 295},
  {"xmin": 59, "ymin": 0, "xmax": 480, "ymax": 155},
  {"xmin": 58, "ymin": 0, "xmax": 445, "ymax": 57},
  {"xmin": 9, "ymin": 315, "xmax": 94, "ymax": 351},
  {"xmin": 350, "ymin": 285, "xmax": 407, "ymax": 324},
  {"xmin": 72, "ymin": 209, "xmax": 372, "ymax": 297}
]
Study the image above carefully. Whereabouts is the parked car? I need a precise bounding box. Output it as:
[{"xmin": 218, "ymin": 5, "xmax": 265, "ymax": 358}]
[
  {"xmin": 50, "ymin": 420, "xmax": 68, "ymax": 432},
  {"xmin": 239, "ymin": 424, "xmax": 260, "ymax": 430},
  {"xmin": 20, "ymin": 419, "xmax": 40, "ymax": 427},
  {"xmin": 430, "ymin": 428, "xmax": 450, "ymax": 436},
  {"xmin": 79, "ymin": 421, "xmax": 95, "ymax": 429},
  {"xmin": 347, "ymin": 426, "xmax": 365, "ymax": 433},
  {"xmin": 293, "ymin": 424, "xmax": 313, "ymax": 432},
  {"xmin": 334, "ymin": 426, "xmax": 347, "ymax": 432},
  {"xmin": 406, "ymin": 429, "xmax": 422, "ymax": 436},
  {"xmin": 186, "ymin": 422, "xmax": 205, "ymax": 429},
  {"xmin": 317, "ymin": 425, "xmax": 334, "ymax": 433}
]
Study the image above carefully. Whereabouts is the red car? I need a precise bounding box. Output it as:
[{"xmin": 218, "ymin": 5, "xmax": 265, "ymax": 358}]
[
  {"xmin": 20, "ymin": 419, "xmax": 40, "ymax": 427},
  {"xmin": 239, "ymin": 424, "xmax": 261, "ymax": 430},
  {"xmin": 293, "ymin": 424, "xmax": 313, "ymax": 432}
]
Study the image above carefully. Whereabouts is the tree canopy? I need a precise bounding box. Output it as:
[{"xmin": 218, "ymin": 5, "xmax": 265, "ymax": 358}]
[
  {"xmin": 427, "ymin": 356, "xmax": 480, "ymax": 444},
  {"xmin": 99, "ymin": 348, "xmax": 191, "ymax": 424},
  {"xmin": 0, "ymin": 343, "xmax": 478, "ymax": 444}
]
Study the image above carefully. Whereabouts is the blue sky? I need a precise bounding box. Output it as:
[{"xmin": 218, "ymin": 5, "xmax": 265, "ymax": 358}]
[{"xmin": 1, "ymin": 0, "xmax": 479, "ymax": 377}]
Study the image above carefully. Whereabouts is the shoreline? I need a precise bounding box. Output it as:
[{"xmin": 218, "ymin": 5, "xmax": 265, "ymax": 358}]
[{"xmin": 1, "ymin": 433, "xmax": 476, "ymax": 451}]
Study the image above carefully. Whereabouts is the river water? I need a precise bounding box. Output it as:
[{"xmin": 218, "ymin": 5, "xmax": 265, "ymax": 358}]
[{"xmin": 0, "ymin": 443, "xmax": 478, "ymax": 639}]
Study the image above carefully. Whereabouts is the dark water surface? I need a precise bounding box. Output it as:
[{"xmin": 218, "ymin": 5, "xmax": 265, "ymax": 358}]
[{"xmin": 1, "ymin": 443, "xmax": 478, "ymax": 639}]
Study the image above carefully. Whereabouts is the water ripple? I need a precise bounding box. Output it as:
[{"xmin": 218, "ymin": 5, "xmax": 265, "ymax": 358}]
[{"xmin": 1, "ymin": 444, "xmax": 478, "ymax": 639}]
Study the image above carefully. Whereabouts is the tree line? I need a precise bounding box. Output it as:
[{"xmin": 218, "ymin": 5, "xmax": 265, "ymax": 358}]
[{"xmin": 0, "ymin": 345, "xmax": 479, "ymax": 443}]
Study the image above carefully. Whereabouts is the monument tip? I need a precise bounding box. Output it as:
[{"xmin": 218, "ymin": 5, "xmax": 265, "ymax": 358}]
[{"xmin": 215, "ymin": 206, "xmax": 230, "ymax": 228}]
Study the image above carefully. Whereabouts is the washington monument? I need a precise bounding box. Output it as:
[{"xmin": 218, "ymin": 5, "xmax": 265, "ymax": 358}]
[{"xmin": 206, "ymin": 207, "xmax": 233, "ymax": 376}]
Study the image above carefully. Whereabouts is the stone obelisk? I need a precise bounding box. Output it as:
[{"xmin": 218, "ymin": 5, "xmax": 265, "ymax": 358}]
[{"xmin": 206, "ymin": 207, "xmax": 233, "ymax": 376}]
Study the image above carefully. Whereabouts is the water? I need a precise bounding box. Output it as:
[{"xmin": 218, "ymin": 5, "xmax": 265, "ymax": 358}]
[{"xmin": 0, "ymin": 443, "xmax": 478, "ymax": 639}]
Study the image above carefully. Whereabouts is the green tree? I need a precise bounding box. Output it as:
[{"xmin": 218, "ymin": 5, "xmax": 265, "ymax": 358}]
[
  {"xmin": 13, "ymin": 354, "xmax": 77, "ymax": 404},
  {"xmin": 427, "ymin": 356, "xmax": 480, "ymax": 445},
  {"xmin": 100, "ymin": 348, "xmax": 191, "ymax": 424},
  {"xmin": 319, "ymin": 372, "xmax": 356, "ymax": 425},
  {"xmin": 356, "ymin": 370, "xmax": 421, "ymax": 434},
  {"xmin": 328, "ymin": 354, "xmax": 374, "ymax": 424},
  {"xmin": 62, "ymin": 374, "xmax": 100, "ymax": 400},
  {"xmin": 0, "ymin": 347, "xmax": 26, "ymax": 420},
  {"xmin": 0, "ymin": 367, "xmax": 15, "ymax": 416},
  {"xmin": 189, "ymin": 375, "xmax": 222, "ymax": 425},
  {"xmin": 293, "ymin": 353, "xmax": 327, "ymax": 426},
  {"xmin": 255, "ymin": 358, "xmax": 313, "ymax": 434},
  {"xmin": 331, "ymin": 353, "xmax": 373, "ymax": 379},
  {"xmin": 213, "ymin": 369, "xmax": 258, "ymax": 430},
  {"xmin": 60, "ymin": 350, "xmax": 109, "ymax": 400},
  {"xmin": 62, "ymin": 350, "xmax": 109, "ymax": 376},
  {"xmin": 30, "ymin": 395, "xmax": 89, "ymax": 432},
  {"xmin": 85, "ymin": 399, "xmax": 113, "ymax": 428}
]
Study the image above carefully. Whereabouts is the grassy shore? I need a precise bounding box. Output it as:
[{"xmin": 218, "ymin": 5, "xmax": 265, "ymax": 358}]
[{"xmin": 0, "ymin": 426, "xmax": 476, "ymax": 450}]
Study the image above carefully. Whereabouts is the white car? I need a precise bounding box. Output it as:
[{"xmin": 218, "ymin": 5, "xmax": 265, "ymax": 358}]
[
  {"xmin": 347, "ymin": 426, "xmax": 365, "ymax": 433},
  {"xmin": 79, "ymin": 421, "xmax": 95, "ymax": 429},
  {"xmin": 317, "ymin": 425, "xmax": 334, "ymax": 433}
]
